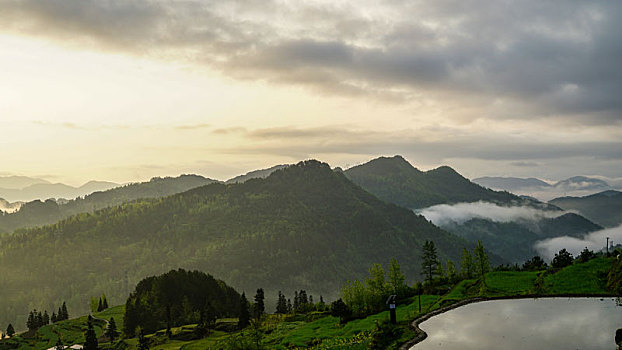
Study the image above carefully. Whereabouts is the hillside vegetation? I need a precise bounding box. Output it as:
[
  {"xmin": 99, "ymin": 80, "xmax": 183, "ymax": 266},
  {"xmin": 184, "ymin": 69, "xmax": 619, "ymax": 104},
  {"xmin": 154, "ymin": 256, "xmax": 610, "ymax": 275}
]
[{"xmin": 0, "ymin": 161, "xmax": 472, "ymax": 327}]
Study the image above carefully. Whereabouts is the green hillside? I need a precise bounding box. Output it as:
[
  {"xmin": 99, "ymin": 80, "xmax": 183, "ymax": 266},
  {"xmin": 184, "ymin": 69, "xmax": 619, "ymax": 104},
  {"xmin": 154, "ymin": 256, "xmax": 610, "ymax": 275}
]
[
  {"xmin": 549, "ymin": 190, "xmax": 622, "ymax": 228},
  {"xmin": 344, "ymin": 156, "xmax": 519, "ymax": 209},
  {"xmin": 0, "ymin": 174, "xmax": 218, "ymax": 233},
  {"xmin": 0, "ymin": 160, "xmax": 471, "ymax": 328}
]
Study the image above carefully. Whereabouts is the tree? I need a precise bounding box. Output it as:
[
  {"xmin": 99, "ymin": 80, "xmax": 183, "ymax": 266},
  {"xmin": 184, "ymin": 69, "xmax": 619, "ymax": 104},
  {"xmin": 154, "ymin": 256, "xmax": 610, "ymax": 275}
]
[
  {"xmin": 366, "ymin": 263, "xmax": 389, "ymax": 312},
  {"xmin": 61, "ymin": 302, "xmax": 68, "ymax": 320},
  {"xmin": 105, "ymin": 317, "xmax": 119, "ymax": 343},
  {"xmin": 286, "ymin": 299, "xmax": 292, "ymax": 314},
  {"xmin": 238, "ymin": 293, "xmax": 250, "ymax": 329},
  {"xmin": 522, "ymin": 256, "xmax": 547, "ymax": 271},
  {"xmin": 388, "ymin": 258, "xmax": 406, "ymax": 296},
  {"xmin": 51, "ymin": 312, "xmax": 57, "ymax": 323},
  {"xmin": 137, "ymin": 328, "xmax": 149, "ymax": 350},
  {"xmin": 97, "ymin": 298, "xmax": 103, "ymax": 312},
  {"xmin": 55, "ymin": 338, "xmax": 64, "ymax": 350},
  {"xmin": 421, "ymin": 240, "xmax": 438, "ymax": 283},
  {"xmin": 330, "ymin": 299, "xmax": 352, "ymax": 324},
  {"xmin": 474, "ymin": 241, "xmax": 490, "ymax": 281},
  {"xmin": 447, "ymin": 260, "xmax": 458, "ymax": 283},
  {"xmin": 6, "ymin": 323, "xmax": 15, "ymax": 337},
  {"xmin": 84, "ymin": 315, "xmax": 98, "ymax": 350},
  {"xmin": 43, "ymin": 310, "xmax": 50, "ymax": 325},
  {"xmin": 461, "ymin": 248, "xmax": 474, "ymax": 279},
  {"xmin": 275, "ymin": 291, "xmax": 287, "ymax": 314},
  {"xmin": 102, "ymin": 294, "xmax": 109, "ymax": 309},
  {"xmin": 552, "ymin": 248, "xmax": 573, "ymax": 268},
  {"xmin": 577, "ymin": 247, "xmax": 596, "ymax": 263},
  {"xmin": 253, "ymin": 289, "xmax": 265, "ymax": 320}
]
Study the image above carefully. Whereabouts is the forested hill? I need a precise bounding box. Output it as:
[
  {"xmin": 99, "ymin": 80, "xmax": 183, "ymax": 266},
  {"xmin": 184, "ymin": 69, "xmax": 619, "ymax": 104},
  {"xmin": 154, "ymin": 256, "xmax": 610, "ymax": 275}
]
[
  {"xmin": 344, "ymin": 155, "xmax": 521, "ymax": 209},
  {"xmin": 549, "ymin": 190, "xmax": 622, "ymax": 228},
  {"xmin": 0, "ymin": 160, "xmax": 473, "ymax": 327},
  {"xmin": 0, "ymin": 174, "xmax": 218, "ymax": 233}
]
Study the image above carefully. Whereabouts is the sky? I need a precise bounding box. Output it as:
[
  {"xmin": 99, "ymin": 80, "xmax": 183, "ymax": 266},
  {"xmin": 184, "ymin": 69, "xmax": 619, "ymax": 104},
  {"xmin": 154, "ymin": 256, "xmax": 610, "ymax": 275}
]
[{"xmin": 1, "ymin": 0, "xmax": 621, "ymax": 186}]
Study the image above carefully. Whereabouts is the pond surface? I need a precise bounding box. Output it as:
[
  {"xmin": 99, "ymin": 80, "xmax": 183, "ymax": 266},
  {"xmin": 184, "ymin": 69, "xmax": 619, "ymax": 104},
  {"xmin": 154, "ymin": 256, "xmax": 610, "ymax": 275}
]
[{"xmin": 412, "ymin": 298, "xmax": 622, "ymax": 350}]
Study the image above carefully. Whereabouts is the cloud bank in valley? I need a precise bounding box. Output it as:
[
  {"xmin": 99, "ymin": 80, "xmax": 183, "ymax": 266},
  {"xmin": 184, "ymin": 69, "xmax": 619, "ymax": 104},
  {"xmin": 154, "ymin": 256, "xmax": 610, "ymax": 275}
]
[
  {"xmin": 534, "ymin": 224, "xmax": 622, "ymax": 260},
  {"xmin": 417, "ymin": 201, "xmax": 565, "ymax": 227}
]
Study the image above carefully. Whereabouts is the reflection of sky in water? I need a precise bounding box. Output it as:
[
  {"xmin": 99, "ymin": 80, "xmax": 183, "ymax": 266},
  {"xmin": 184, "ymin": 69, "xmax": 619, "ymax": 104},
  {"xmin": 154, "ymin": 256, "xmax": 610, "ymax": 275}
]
[{"xmin": 413, "ymin": 298, "xmax": 622, "ymax": 350}]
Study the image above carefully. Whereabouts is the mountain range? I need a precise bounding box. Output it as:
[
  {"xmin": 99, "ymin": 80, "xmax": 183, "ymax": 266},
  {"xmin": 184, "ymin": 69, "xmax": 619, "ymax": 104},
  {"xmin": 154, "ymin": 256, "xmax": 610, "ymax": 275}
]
[
  {"xmin": 343, "ymin": 156, "xmax": 603, "ymax": 263},
  {"xmin": 0, "ymin": 179, "xmax": 119, "ymax": 202},
  {"xmin": 344, "ymin": 156, "xmax": 520, "ymax": 209},
  {"xmin": 473, "ymin": 175, "xmax": 617, "ymax": 201},
  {"xmin": 0, "ymin": 175, "xmax": 218, "ymax": 233},
  {"xmin": 0, "ymin": 160, "xmax": 477, "ymax": 327}
]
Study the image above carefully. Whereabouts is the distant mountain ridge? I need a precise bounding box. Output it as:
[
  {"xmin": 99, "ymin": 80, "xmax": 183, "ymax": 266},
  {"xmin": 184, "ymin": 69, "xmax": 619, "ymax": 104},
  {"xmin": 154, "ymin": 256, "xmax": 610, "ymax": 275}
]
[
  {"xmin": 0, "ymin": 180, "xmax": 119, "ymax": 202},
  {"xmin": 0, "ymin": 160, "xmax": 478, "ymax": 326},
  {"xmin": 0, "ymin": 174, "xmax": 218, "ymax": 233},
  {"xmin": 344, "ymin": 155, "xmax": 520, "ymax": 209},
  {"xmin": 0, "ymin": 198, "xmax": 23, "ymax": 213},
  {"xmin": 0, "ymin": 175, "xmax": 50, "ymax": 189},
  {"xmin": 549, "ymin": 190, "xmax": 622, "ymax": 228}
]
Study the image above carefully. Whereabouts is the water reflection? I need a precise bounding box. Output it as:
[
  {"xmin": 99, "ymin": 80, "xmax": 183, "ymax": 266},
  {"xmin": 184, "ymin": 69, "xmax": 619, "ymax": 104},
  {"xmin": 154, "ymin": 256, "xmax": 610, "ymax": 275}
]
[{"xmin": 413, "ymin": 298, "xmax": 622, "ymax": 350}]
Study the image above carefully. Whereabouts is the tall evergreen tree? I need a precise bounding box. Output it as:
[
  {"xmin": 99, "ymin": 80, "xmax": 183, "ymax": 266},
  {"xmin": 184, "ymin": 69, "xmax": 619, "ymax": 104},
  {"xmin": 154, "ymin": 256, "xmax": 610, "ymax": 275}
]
[
  {"xmin": 43, "ymin": 310, "xmax": 50, "ymax": 325},
  {"xmin": 61, "ymin": 302, "xmax": 68, "ymax": 320},
  {"xmin": 237, "ymin": 293, "xmax": 250, "ymax": 329},
  {"xmin": 137, "ymin": 328, "xmax": 149, "ymax": 350},
  {"xmin": 447, "ymin": 260, "xmax": 458, "ymax": 283},
  {"xmin": 84, "ymin": 315, "xmax": 98, "ymax": 350},
  {"xmin": 275, "ymin": 291, "xmax": 287, "ymax": 314},
  {"xmin": 51, "ymin": 312, "xmax": 57, "ymax": 323},
  {"xmin": 474, "ymin": 240, "xmax": 490, "ymax": 281},
  {"xmin": 97, "ymin": 298, "xmax": 103, "ymax": 312},
  {"xmin": 293, "ymin": 291, "xmax": 299, "ymax": 311},
  {"xmin": 460, "ymin": 247, "xmax": 474, "ymax": 279},
  {"xmin": 6, "ymin": 323, "xmax": 15, "ymax": 337},
  {"xmin": 55, "ymin": 338, "xmax": 64, "ymax": 350},
  {"xmin": 105, "ymin": 317, "xmax": 119, "ymax": 343},
  {"xmin": 102, "ymin": 294, "xmax": 109, "ymax": 309},
  {"xmin": 421, "ymin": 240, "xmax": 438, "ymax": 283},
  {"xmin": 253, "ymin": 288, "xmax": 265, "ymax": 319},
  {"xmin": 287, "ymin": 299, "xmax": 292, "ymax": 314}
]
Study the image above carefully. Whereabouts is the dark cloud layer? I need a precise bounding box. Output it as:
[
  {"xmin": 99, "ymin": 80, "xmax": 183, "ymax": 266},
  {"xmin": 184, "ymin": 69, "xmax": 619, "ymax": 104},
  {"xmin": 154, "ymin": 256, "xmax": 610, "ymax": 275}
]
[{"xmin": 2, "ymin": 0, "xmax": 622, "ymax": 124}]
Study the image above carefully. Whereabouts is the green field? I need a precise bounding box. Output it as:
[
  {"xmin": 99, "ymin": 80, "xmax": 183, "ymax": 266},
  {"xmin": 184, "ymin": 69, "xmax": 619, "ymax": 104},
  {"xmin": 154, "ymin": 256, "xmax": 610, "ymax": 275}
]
[{"xmin": 1, "ymin": 258, "xmax": 615, "ymax": 350}]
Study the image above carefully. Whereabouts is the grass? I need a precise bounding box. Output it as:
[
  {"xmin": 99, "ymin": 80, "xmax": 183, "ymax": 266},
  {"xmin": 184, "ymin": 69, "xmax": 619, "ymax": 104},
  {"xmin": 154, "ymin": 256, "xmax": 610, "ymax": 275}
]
[{"xmin": 543, "ymin": 257, "xmax": 611, "ymax": 294}]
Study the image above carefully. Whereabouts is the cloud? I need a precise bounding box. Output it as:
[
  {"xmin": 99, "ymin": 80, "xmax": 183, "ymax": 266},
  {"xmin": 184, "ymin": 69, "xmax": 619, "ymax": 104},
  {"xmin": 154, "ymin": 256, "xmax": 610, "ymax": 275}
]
[
  {"xmin": 416, "ymin": 201, "xmax": 565, "ymax": 227},
  {"xmin": 175, "ymin": 123, "xmax": 211, "ymax": 130},
  {"xmin": 2, "ymin": 1, "xmax": 622, "ymax": 124},
  {"xmin": 534, "ymin": 224, "xmax": 622, "ymax": 260}
]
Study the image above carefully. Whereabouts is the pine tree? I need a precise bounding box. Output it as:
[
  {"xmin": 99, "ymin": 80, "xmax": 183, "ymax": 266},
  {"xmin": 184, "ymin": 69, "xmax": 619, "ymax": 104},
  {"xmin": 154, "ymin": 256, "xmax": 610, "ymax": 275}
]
[
  {"xmin": 98, "ymin": 298, "xmax": 103, "ymax": 312},
  {"xmin": 37, "ymin": 311, "xmax": 43, "ymax": 328},
  {"xmin": 51, "ymin": 312, "xmax": 57, "ymax": 323},
  {"xmin": 293, "ymin": 291, "xmax": 299, "ymax": 311},
  {"xmin": 447, "ymin": 260, "xmax": 458, "ymax": 283},
  {"xmin": 102, "ymin": 294, "xmax": 109, "ymax": 309},
  {"xmin": 43, "ymin": 310, "xmax": 50, "ymax": 325},
  {"xmin": 461, "ymin": 248, "xmax": 474, "ymax": 279},
  {"xmin": 474, "ymin": 240, "xmax": 490, "ymax": 281},
  {"xmin": 137, "ymin": 328, "xmax": 149, "ymax": 350},
  {"xmin": 6, "ymin": 323, "xmax": 15, "ymax": 337},
  {"xmin": 84, "ymin": 315, "xmax": 98, "ymax": 350},
  {"xmin": 275, "ymin": 291, "xmax": 287, "ymax": 314},
  {"xmin": 55, "ymin": 338, "xmax": 64, "ymax": 350},
  {"xmin": 253, "ymin": 288, "xmax": 265, "ymax": 319},
  {"xmin": 58, "ymin": 307, "xmax": 63, "ymax": 321},
  {"xmin": 61, "ymin": 302, "xmax": 68, "ymax": 320},
  {"xmin": 421, "ymin": 240, "xmax": 439, "ymax": 283},
  {"xmin": 27, "ymin": 311, "xmax": 34, "ymax": 330},
  {"xmin": 105, "ymin": 317, "xmax": 119, "ymax": 343},
  {"xmin": 237, "ymin": 293, "xmax": 250, "ymax": 329},
  {"xmin": 287, "ymin": 299, "xmax": 292, "ymax": 314}
]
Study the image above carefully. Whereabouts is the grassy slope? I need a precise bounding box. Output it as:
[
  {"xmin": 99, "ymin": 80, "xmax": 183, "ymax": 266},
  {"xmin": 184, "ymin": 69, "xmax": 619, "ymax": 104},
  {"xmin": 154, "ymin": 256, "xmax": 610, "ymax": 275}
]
[{"xmin": 1, "ymin": 258, "xmax": 613, "ymax": 350}]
